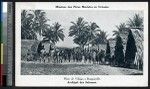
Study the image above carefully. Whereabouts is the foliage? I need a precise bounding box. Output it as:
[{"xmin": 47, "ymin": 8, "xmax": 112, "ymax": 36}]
[
  {"xmin": 21, "ymin": 10, "xmax": 65, "ymax": 47},
  {"xmin": 124, "ymin": 30, "xmax": 137, "ymax": 68},
  {"xmin": 69, "ymin": 17, "xmax": 88, "ymax": 37},
  {"xmin": 42, "ymin": 22, "xmax": 65, "ymax": 44},
  {"xmin": 69, "ymin": 17, "xmax": 108, "ymax": 49},
  {"xmin": 105, "ymin": 41, "xmax": 111, "ymax": 64},
  {"xmin": 114, "ymin": 35, "xmax": 124, "ymax": 67},
  {"xmin": 113, "ymin": 23, "xmax": 127, "ymax": 36},
  {"xmin": 92, "ymin": 30, "xmax": 108, "ymax": 45},
  {"xmin": 21, "ymin": 10, "xmax": 50, "ymax": 40},
  {"xmin": 32, "ymin": 10, "xmax": 50, "ymax": 36},
  {"xmin": 69, "ymin": 17, "xmax": 88, "ymax": 47},
  {"xmin": 86, "ymin": 22, "xmax": 100, "ymax": 45},
  {"xmin": 21, "ymin": 10, "xmax": 37, "ymax": 39},
  {"xmin": 127, "ymin": 13, "xmax": 143, "ymax": 31}
]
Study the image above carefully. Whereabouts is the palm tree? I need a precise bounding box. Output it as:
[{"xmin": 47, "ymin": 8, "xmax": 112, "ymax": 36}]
[
  {"xmin": 21, "ymin": 10, "xmax": 28, "ymax": 23},
  {"xmin": 69, "ymin": 17, "xmax": 88, "ymax": 36},
  {"xmin": 42, "ymin": 22, "xmax": 65, "ymax": 44},
  {"xmin": 112, "ymin": 30, "xmax": 119, "ymax": 37},
  {"xmin": 32, "ymin": 10, "xmax": 50, "ymax": 40},
  {"xmin": 91, "ymin": 30, "xmax": 108, "ymax": 51},
  {"xmin": 86, "ymin": 22, "xmax": 100, "ymax": 42},
  {"xmin": 73, "ymin": 32, "xmax": 88, "ymax": 48},
  {"xmin": 69, "ymin": 17, "xmax": 88, "ymax": 48},
  {"xmin": 112, "ymin": 23, "xmax": 127, "ymax": 37},
  {"xmin": 42, "ymin": 22, "xmax": 65, "ymax": 63},
  {"xmin": 42, "ymin": 26, "xmax": 54, "ymax": 43},
  {"xmin": 91, "ymin": 33, "xmax": 102, "ymax": 46},
  {"xmin": 116, "ymin": 23, "xmax": 127, "ymax": 32},
  {"xmin": 85, "ymin": 22, "xmax": 101, "ymax": 50},
  {"xmin": 127, "ymin": 13, "xmax": 143, "ymax": 31},
  {"xmin": 21, "ymin": 10, "xmax": 37, "ymax": 39},
  {"xmin": 52, "ymin": 22, "xmax": 65, "ymax": 43},
  {"xmin": 92, "ymin": 30, "xmax": 108, "ymax": 44},
  {"xmin": 112, "ymin": 23, "xmax": 130, "ymax": 55},
  {"xmin": 99, "ymin": 30, "xmax": 108, "ymax": 44}
]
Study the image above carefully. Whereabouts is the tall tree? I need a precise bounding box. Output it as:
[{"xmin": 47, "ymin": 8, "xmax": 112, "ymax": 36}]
[
  {"xmin": 42, "ymin": 22, "xmax": 65, "ymax": 62},
  {"xmin": 86, "ymin": 22, "xmax": 100, "ymax": 50},
  {"xmin": 113, "ymin": 23, "xmax": 129, "ymax": 55},
  {"xmin": 69, "ymin": 17, "xmax": 88, "ymax": 37},
  {"xmin": 69, "ymin": 17, "xmax": 88, "ymax": 48},
  {"xmin": 127, "ymin": 13, "xmax": 143, "ymax": 31},
  {"xmin": 52, "ymin": 22, "xmax": 65, "ymax": 43},
  {"xmin": 114, "ymin": 35, "xmax": 124, "ymax": 67},
  {"xmin": 42, "ymin": 26, "xmax": 54, "ymax": 43},
  {"xmin": 124, "ymin": 30, "xmax": 137, "ymax": 68},
  {"xmin": 21, "ymin": 10, "xmax": 37, "ymax": 39},
  {"xmin": 21, "ymin": 10, "xmax": 50, "ymax": 40},
  {"xmin": 86, "ymin": 22, "xmax": 100, "ymax": 43},
  {"xmin": 73, "ymin": 33, "xmax": 88, "ymax": 48},
  {"xmin": 99, "ymin": 30, "xmax": 108, "ymax": 44},
  {"xmin": 113, "ymin": 23, "xmax": 127, "ymax": 37},
  {"xmin": 42, "ymin": 22, "xmax": 65, "ymax": 44},
  {"xmin": 91, "ymin": 30, "xmax": 107, "ymax": 51},
  {"xmin": 32, "ymin": 10, "xmax": 50, "ymax": 40},
  {"xmin": 105, "ymin": 40, "xmax": 111, "ymax": 64}
]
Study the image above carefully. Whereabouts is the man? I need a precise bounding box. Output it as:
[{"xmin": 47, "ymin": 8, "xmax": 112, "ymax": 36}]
[{"xmin": 37, "ymin": 41, "xmax": 45, "ymax": 55}]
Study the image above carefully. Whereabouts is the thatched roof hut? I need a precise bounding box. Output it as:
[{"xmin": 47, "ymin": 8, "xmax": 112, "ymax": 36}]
[
  {"xmin": 131, "ymin": 29, "xmax": 143, "ymax": 66},
  {"xmin": 108, "ymin": 28, "xmax": 143, "ymax": 67}
]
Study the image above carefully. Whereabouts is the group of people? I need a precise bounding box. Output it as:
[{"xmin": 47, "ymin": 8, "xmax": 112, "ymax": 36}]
[
  {"xmin": 23, "ymin": 41, "xmax": 117, "ymax": 66},
  {"xmin": 27, "ymin": 42, "xmax": 111, "ymax": 64},
  {"xmin": 37, "ymin": 45, "xmax": 107, "ymax": 64}
]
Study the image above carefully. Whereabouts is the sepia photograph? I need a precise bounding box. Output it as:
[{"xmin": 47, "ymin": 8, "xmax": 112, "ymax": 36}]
[{"xmin": 21, "ymin": 10, "xmax": 144, "ymax": 75}]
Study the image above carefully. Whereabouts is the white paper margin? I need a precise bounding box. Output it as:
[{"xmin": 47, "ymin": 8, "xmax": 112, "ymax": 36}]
[{"xmin": 15, "ymin": 2, "xmax": 148, "ymax": 87}]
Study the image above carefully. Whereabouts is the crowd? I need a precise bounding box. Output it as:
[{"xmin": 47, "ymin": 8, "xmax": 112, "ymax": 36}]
[{"xmin": 27, "ymin": 42, "xmax": 109, "ymax": 64}]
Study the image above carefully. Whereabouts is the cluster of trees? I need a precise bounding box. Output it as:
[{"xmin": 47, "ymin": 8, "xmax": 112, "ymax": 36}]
[
  {"xmin": 69, "ymin": 17, "xmax": 107, "ymax": 49},
  {"xmin": 21, "ymin": 10, "xmax": 65, "ymax": 44}
]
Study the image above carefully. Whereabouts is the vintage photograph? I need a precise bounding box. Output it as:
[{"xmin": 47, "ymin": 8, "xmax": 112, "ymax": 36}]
[{"xmin": 21, "ymin": 10, "xmax": 144, "ymax": 75}]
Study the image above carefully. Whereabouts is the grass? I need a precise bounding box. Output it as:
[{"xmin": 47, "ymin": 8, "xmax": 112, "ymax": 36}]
[{"xmin": 21, "ymin": 62, "xmax": 143, "ymax": 75}]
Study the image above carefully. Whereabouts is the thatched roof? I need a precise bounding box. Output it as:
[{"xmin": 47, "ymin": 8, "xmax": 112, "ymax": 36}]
[{"xmin": 131, "ymin": 29, "xmax": 143, "ymax": 64}]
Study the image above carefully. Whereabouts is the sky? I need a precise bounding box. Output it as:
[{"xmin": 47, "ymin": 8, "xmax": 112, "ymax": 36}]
[{"xmin": 41, "ymin": 10, "xmax": 143, "ymax": 48}]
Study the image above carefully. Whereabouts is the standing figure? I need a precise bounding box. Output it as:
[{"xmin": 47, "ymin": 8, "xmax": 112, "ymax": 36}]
[{"xmin": 37, "ymin": 41, "xmax": 45, "ymax": 62}]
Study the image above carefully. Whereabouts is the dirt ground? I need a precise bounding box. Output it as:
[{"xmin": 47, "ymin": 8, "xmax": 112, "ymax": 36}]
[{"xmin": 21, "ymin": 62, "xmax": 143, "ymax": 75}]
